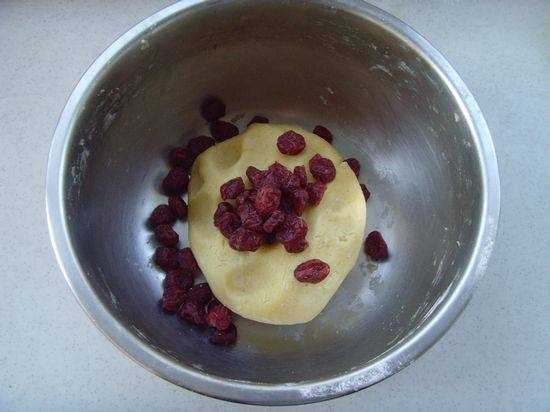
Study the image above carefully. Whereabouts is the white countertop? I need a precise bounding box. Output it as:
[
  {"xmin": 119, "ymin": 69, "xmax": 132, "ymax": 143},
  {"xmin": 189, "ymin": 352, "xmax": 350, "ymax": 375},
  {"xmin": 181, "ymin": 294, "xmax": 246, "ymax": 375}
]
[{"xmin": 1, "ymin": 1, "xmax": 549, "ymax": 410}]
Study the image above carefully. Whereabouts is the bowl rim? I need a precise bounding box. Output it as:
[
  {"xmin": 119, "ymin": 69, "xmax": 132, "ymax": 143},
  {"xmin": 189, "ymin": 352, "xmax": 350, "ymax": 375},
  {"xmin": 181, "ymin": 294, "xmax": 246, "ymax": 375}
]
[{"xmin": 45, "ymin": 0, "xmax": 500, "ymax": 405}]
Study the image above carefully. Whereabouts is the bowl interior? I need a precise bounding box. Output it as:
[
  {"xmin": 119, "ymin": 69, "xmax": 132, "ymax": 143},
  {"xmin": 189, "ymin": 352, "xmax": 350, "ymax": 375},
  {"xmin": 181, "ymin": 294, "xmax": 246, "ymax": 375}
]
[{"xmin": 63, "ymin": 1, "xmax": 482, "ymax": 385}]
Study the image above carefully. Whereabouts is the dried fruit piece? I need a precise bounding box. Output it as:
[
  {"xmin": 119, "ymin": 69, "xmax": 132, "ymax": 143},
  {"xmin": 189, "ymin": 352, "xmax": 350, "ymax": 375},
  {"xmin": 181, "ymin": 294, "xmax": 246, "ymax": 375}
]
[
  {"xmin": 164, "ymin": 269, "xmax": 194, "ymax": 290},
  {"xmin": 277, "ymin": 130, "xmax": 306, "ymax": 155},
  {"xmin": 177, "ymin": 247, "xmax": 199, "ymax": 272},
  {"xmin": 236, "ymin": 202, "xmax": 263, "ymax": 231},
  {"xmin": 214, "ymin": 202, "xmax": 234, "ymax": 226},
  {"xmin": 294, "ymin": 259, "xmax": 330, "ymax": 283},
  {"xmin": 216, "ymin": 212, "xmax": 241, "ymax": 237},
  {"xmin": 279, "ymin": 195, "xmax": 294, "ymax": 214},
  {"xmin": 179, "ymin": 301, "xmax": 206, "ymax": 325},
  {"xmin": 162, "ymin": 167, "xmax": 190, "ymax": 195},
  {"xmin": 345, "ymin": 158, "xmax": 361, "ymax": 177},
  {"xmin": 364, "ymin": 231, "xmax": 388, "ymax": 261},
  {"xmin": 268, "ymin": 162, "xmax": 292, "ymax": 184},
  {"xmin": 211, "ymin": 120, "xmax": 239, "ymax": 142},
  {"xmin": 360, "ymin": 183, "xmax": 371, "ymax": 202},
  {"xmin": 149, "ymin": 204, "xmax": 176, "ymax": 227},
  {"xmin": 236, "ymin": 189, "xmax": 255, "ymax": 206},
  {"xmin": 247, "ymin": 115, "xmax": 269, "ymax": 126},
  {"xmin": 313, "ymin": 125, "xmax": 333, "ymax": 144},
  {"xmin": 169, "ymin": 147, "xmax": 194, "ymax": 170},
  {"xmin": 254, "ymin": 184, "xmax": 281, "ymax": 216},
  {"xmin": 187, "ymin": 135, "xmax": 215, "ymax": 158},
  {"xmin": 280, "ymin": 173, "xmax": 301, "ymax": 193},
  {"xmin": 208, "ymin": 323, "xmax": 237, "ymax": 346},
  {"xmin": 200, "ymin": 96, "xmax": 225, "ymax": 122},
  {"xmin": 293, "ymin": 165, "xmax": 307, "ymax": 187},
  {"xmin": 284, "ymin": 238, "xmax": 309, "ymax": 253},
  {"xmin": 276, "ymin": 215, "xmax": 308, "ymax": 245},
  {"xmin": 168, "ymin": 196, "xmax": 188, "ymax": 220},
  {"xmin": 162, "ymin": 285, "xmax": 187, "ymax": 312},
  {"xmin": 290, "ymin": 188, "xmax": 309, "ymax": 216},
  {"xmin": 187, "ymin": 283, "xmax": 213, "ymax": 305},
  {"xmin": 206, "ymin": 302, "xmax": 232, "ymax": 330},
  {"xmin": 154, "ymin": 247, "xmax": 179, "ymax": 272},
  {"xmin": 229, "ymin": 228, "xmax": 265, "ymax": 251},
  {"xmin": 305, "ymin": 182, "xmax": 327, "ymax": 206},
  {"xmin": 309, "ymin": 154, "xmax": 336, "ymax": 183},
  {"xmin": 154, "ymin": 224, "xmax": 179, "ymax": 246},
  {"xmin": 220, "ymin": 177, "xmax": 245, "ymax": 200},
  {"xmin": 262, "ymin": 210, "xmax": 286, "ymax": 233}
]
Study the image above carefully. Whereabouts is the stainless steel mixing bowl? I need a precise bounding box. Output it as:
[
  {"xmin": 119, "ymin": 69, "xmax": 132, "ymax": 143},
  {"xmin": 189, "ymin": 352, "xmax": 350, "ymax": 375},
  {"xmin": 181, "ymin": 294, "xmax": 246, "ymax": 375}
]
[{"xmin": 46, "ymin": 0, "xmax": 500, "ymax": 405}]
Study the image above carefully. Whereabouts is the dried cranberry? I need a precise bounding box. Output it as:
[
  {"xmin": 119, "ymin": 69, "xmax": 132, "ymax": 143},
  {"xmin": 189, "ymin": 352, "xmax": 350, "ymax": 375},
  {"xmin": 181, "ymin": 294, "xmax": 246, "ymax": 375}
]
[
  {"xmin": 229, "ymin": 228, "xmax": 265, "ymax": 251},
  {"xmin": 294, "ymin": 259, "xmax": 330, "ymax": 283},
  {"xmin": 360, "ymin": 183, "xmax": 371, "ymax": 202},
  {"xmin": 246, "ymin": 166, "xmax": 263, "ymax": 187},
  {"xmin": 276, "ymin": 215, "xmax": 308, "ymax": 244},
  {"xmin": 306, "ymin": 182, "xmax": 327, "ymax": 206},
  {"xmin": 277, "ymin": 130, "xmax": 306, "ymax": 155},
  {"xmin": 284, "ymin": 238, "xmax": 309, "ymax": 253},
  {"xmin": 154, "ymin": 247, "xmax": 179, "ymax": 272},
  {"xmin": 214, "ymin": 202, "xmax": 234, "ymax": 226},
  {"xmin": 364, "ymin": 231, "xmax": 388, "ymax": 261},
  {"xmin": 236, "ymin": 202, "xmax": 263, "ymax": 231},
  {"xmin": 154, "ymin": 224, "xmax": 179, "ymax": 246},
  {"xmin": 169, "ymin": 147, "xmax": 194, "ymax": 170},
  {"xmin": 290, "ymin": 188, "xmax": 309, "ymax": 216},
  {"xmin": 236, "ymin": 189, "xmax": 254, "ymax": 206},
  {"xmin": 313, "ymin": 125, "xmax": 333, "ymax": 144},
  {"xmin": 208, "ymin": 323, "xmax": 237, "ymax": 346},
  {"xmin": 162, "ymin": 167, "xmax": 189, "ymax": 195},
  {"xmin": 268, "ymin": 162, "xmax": 292, "ymax": 183},
  {"xmin": 168, "ymin": 196, "xmax": 188, "ymax": 220},
  {"xmin": 187, "ymin": 135, "xmax": 215, "ymax": 158},
  {"xmin": 211, "ymin": 120, "xmax": 239, "ymax": 142},
  {"xmin": 206, "ymin": 302, "xmax": 232, "ymax": 330},
  {"xmin": 220, "ymin": 177, "xmax": 245, "ymax": 200},
  {"xmin": 254, "ymin": 184, "xmax": 281, "ymax": 216},
  {"xmin": 164, "ymin": 269, "xmax": 194, "ymax": 290},
  {"xmin": 149, "ymin": 204, "xmax": 176, "ymax": 227},
  {"xmin": 309, "ymin": 154, "xmax": 336, "ymax": 183},
  {"xmin": 179, "ymin": 301, "xmax": 206, "ymax": 325},
  {"xmin": 345, "ymin": 158, "xmax": 361, "ymax": 177},
  {"xmin": 177, "ymin": 247, "xmax": 199, "ymax": 272},
  {"xmin": 187, "ymin": 283, "xmax": 212, "ymax": 305},
  {"xmin": 216, "ymin": 212, "xmax": 241, "ymax": 237},
  {"xmin": 279, "ymin": 195, "xmax": 294, "ymax": 214},
  {"xmin": 293, "ymin": 165, "xmax": 307, "ymax": 187},
  {"xmin": 262, "ymin": 210, "xmax": 286, "ymax": 233},
  {"xmin": 247, "ymin": 115, "xmax": 269, "ymax": 126},
  {"xmin": 280, "ymin": 173, "xmax": 301, "ymax": 193},
  {"xmin": 162, "ymin": 285, "xmax": 187, "ymax": 312},
  {"xmin": 200, "ymin": 96, "xmax": 225, "ymax": 122}
]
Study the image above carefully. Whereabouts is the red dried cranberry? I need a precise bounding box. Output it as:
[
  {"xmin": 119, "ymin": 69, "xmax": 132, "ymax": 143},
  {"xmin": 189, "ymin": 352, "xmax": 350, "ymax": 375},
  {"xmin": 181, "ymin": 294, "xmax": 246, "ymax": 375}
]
[
  {"xmin": 306, "ymin": 182, "xmax": 327, "ymax": 206},
  {"xmin": 277, "ymin": 130, "xmax": 306, "ymax": 155},
  {"xmin": 149, "ymin": 204, "xmax": 176, "ymax": 227},
  {"xmin": 279, "ymin": 195, "xmax": 294, "ymax": 214},
  {"xmin": 247, "ymin": 115, "xmax": 269, "ymax": 126},
  {"xmin": 164, "ymin": 269, "xmax": 194, "ymax": 290},
  {"xmin": 309, "ymin": 154, "xmax": 336, "ymax": 183},
  {"xmin": 360, "ymin": 183, "xmax": 371, "ymax": 202},
  {"xmin": 214, "ymin": 202, "xmax": 234, "ymax": 226},
  {"xmin": 294, "ymin": 259, "xmax": 330, "ymax": 283},
  {"xmin": 246, "ymin": 166, "xmax": 263, "ymax": 187},
  {"xmin": 168, "ymin": 196, "xmax": 188, "ymax": 220},
  {"xmin": 177, "ymin": 247, "xmax": 199, "ymax": 272},
  {"xmin": 162, "ymin": 284, "xmax": 187, "ymax": 312},
  {"xmin": 254, "ymin": 184, "xmax": 281, "ymax": 216},
  {"xmin": 154, "ymin": 224, "xmax": 179, "ymax": 246},
  {"xmin": 345, "ymin": 158, "xmax": 361, "ymax": 177},
  {"xmin": 236, "ymin": 189, "xmax": 254, "ymax": 206},
  {"xmin": 200, "ymin": 96, "xmax": 225, "ymax": 122},
  {"xmin": 169, "ymin": 147, "xmax": 194, "ymax": 170},
  {"xmin": 179, "ymin": 301, "xmax": 206, "ymax": 325},
  {"xmin": 187, "ymin": 283, "xmax": 212, "ymax": 305},
  {"xmin": 206, "ymin": 302, "xmax": 232, "ymax": 330},
  {"xmin": 262, "ymin": 210, "xmax": 286, "ymax": 233},
  {"xmin": 220, "ymin": 177, "xmax": 245, "ymax": 200},
  {"xmin": 208, "ymin": 323, "xmax": 237, "ymax": 346},
  {"xmin": 293, "ymin": 165, "xmax": 307, "ymax": 187},
  {"xmin": 276, "ymin": 215, "xmax": 308, "ymax": 244},
  {"xmin": 162, "ymin": 167, "xmax": 190, "ymax": 195},
  {"xmin": 280, "ymin": 173, "xmax": 301, "ymax": 193},
  {"xmin": 154, "ymin": 247, "xmax": 179, "ymax": 272},
  {"xmin": 313, "ymin": 125, "xmax": 333, "ymax": 144},
  {"xmin": 187, "ymin": 135, "xmax": 215, "ymax": 158},
  {"xmin": 236, "ymin": 202, "xmax": 263, "ymax": 231},
  {"xmin": 290, "ymin": 188, "xmax": 309, "ymax": 216},
  {"xmin": 268, "ymin": 162, "xmax": 292, "ymax": 183},
  {"xmin": 364, "ymin": 231, "xmax": 388, "ymax": 261},
  {"xmin": 211, "ymin": 120, "xmax": 239, "ymax": 142},
  {"xmin": 284, "ymin": 238, "xmax": 309, "ymax": 253},
  {"xmin": 229, "ymin": 228, "xmax": 265, "ymax": 251},
  {"xmin": 216, "ymin": 212, "xmax": 241, "ymax": 237}
]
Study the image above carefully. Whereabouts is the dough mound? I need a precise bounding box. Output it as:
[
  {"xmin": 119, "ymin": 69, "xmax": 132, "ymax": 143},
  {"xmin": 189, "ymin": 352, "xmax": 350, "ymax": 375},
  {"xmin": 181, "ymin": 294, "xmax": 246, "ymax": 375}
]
[{"xmin": 188, "ymin": 124, "xmax": 366, "ymax": 324}]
